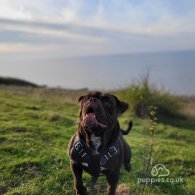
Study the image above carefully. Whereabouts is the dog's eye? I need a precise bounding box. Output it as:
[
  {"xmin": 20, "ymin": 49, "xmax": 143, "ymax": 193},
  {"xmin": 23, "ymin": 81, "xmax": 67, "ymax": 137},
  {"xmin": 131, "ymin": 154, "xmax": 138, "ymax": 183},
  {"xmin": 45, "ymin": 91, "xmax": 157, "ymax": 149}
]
[{"xmin": 102, "ymin": 97, "xmax": 112, "ymax": 106}]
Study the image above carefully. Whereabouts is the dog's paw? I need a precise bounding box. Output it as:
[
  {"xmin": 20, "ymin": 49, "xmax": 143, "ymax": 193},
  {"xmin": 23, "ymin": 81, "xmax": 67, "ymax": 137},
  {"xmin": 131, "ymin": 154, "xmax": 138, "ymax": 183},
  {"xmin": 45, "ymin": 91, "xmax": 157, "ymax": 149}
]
[
  {"xmin": 85, "ymin": 177, "xmax": 98, "ymax": 190},
  {"xmin": 76, "ymin": 190, "xmax": 87, "ymax": 195},
  {"xmin": 75, "ymin": 185, "xmax": 88, "ymax": 195}
]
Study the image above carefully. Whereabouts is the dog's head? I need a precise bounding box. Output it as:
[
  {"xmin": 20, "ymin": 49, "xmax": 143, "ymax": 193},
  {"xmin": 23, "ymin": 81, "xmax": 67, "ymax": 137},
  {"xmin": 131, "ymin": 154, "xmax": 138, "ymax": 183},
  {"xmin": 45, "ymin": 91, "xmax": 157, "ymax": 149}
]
[{"xmin": 78, "ymin": 91, "xmax": 128, "ymax": 136}]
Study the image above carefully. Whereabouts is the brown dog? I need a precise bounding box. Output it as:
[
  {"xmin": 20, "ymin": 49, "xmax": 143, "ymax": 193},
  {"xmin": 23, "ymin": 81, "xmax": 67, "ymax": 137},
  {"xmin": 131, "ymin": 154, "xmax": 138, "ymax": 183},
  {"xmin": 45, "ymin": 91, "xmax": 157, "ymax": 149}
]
[{"xmin": 68, "ymin": 91, "xmax": 132, "ymax": 195}]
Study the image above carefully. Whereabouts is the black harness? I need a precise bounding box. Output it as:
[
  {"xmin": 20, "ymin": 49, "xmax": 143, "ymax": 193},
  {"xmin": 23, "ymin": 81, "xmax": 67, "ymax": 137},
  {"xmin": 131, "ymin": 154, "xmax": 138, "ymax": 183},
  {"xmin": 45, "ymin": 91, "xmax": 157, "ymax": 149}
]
[{"xmin": 70, "ymin": 136, "xmax": 119, "ymax": 176}]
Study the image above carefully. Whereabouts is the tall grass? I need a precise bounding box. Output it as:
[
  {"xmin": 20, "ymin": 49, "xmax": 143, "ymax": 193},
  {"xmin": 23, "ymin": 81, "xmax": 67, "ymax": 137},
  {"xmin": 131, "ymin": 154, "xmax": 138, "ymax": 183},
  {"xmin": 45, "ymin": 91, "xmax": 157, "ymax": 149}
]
[{"xmin": 116, "ymin": 75, "xmax": 182, "ymax": 120}]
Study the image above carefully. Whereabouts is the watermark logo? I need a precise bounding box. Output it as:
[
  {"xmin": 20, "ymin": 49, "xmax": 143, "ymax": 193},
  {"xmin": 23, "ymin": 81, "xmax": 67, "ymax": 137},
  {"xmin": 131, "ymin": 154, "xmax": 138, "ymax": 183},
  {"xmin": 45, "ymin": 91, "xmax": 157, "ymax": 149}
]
[
  {"xmin": 151, "ymin": 164, "xmax": 169, "ymax": 177},
  {"xmin": 137, "ymin": 163, "xmax": 184, "ymax": 184}
]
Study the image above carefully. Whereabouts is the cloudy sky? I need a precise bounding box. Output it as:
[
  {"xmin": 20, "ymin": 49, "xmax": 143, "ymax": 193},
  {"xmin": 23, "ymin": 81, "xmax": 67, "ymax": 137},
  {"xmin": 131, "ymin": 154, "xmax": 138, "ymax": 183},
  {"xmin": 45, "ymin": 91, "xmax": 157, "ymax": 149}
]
[
  {"xmin": 0, "ymin": 0, "xmax": 195, "ymax": 94},
  {"xmin": 0, "ymin": 0, "xmax": 195, "ymax": 58}
]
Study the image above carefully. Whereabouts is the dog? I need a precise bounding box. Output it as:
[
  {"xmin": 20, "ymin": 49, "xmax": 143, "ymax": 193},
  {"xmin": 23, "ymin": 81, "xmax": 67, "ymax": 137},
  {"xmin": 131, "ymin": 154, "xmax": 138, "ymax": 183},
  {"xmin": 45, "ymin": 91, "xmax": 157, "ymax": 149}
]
[{"xmin": 68, "ymin": 91, "xmax": 132, "ymax": 195}]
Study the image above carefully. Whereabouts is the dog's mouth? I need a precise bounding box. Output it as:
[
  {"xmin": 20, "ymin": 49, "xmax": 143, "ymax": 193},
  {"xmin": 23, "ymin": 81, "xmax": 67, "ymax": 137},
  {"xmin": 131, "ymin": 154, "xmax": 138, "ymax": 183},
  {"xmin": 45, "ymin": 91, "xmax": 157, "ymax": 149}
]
[{"xmin": 83, "ymin": 107, "xmax": 107, "ymax": 129}]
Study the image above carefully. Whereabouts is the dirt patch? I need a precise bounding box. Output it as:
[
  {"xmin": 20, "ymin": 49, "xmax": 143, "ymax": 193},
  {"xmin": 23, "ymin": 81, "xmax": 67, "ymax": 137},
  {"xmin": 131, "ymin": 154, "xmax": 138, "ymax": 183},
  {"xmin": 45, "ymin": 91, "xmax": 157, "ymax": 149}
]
[{"xmin": 116, "ymin": 183, "xmax": 132, "ymax": 195}]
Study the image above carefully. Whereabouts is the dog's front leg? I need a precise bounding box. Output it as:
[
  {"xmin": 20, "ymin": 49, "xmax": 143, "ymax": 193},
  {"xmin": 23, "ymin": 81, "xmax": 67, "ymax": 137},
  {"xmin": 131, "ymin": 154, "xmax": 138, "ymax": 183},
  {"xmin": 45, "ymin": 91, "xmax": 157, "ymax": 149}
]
[
  {"xmin": 71, "ymin": 162, "xmax": 87, "ymax": 195},
  {"xmin": 106, "ymin": 172, "xmax": 120, "ymax": 195}
]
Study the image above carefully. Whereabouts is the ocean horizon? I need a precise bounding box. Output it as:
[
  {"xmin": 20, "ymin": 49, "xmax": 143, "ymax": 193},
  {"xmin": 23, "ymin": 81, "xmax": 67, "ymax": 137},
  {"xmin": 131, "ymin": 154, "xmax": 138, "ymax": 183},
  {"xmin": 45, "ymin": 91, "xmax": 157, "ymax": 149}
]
[{"xmin": 0, "ymin": 49, "xmax": 195, "ymax": 96}]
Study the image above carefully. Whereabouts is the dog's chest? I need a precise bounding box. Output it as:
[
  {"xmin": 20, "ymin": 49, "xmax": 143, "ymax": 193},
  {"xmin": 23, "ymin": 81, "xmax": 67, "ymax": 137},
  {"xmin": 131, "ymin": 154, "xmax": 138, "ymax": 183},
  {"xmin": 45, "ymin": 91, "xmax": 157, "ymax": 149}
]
[{"xmin": 90, "ymin": 134, "xmax": 101, "ymax": 153}]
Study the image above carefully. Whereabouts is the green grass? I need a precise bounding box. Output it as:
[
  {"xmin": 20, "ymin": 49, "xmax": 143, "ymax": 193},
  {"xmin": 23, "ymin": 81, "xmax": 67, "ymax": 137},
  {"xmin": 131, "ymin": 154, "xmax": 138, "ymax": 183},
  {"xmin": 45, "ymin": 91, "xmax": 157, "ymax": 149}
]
[{"xmin": 0, "ymin": 85, "xmax": 194, "ymax": 195}]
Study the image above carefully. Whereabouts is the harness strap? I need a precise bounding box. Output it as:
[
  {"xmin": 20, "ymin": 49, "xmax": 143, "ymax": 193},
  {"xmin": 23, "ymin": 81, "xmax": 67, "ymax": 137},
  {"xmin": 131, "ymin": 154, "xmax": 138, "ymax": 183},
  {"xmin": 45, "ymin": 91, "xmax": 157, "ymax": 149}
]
[
  {"xmin": 100, "ymin": 145, "xmax": 118, "ymax": 166},
  {"xmin": 73, "ymin": 139, "xmax": 119, "ymax": 167},
  {"xmin": 74, "ymin": 142, "xmax": 87, "ymax": 158}
]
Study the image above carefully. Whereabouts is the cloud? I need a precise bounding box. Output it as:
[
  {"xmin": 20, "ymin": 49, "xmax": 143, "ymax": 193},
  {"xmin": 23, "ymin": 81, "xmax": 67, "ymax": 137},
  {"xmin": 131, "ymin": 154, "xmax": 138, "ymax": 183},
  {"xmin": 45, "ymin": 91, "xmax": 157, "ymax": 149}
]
[
  {"xmin": 0, "ymin": 43, "xmax": 52, "ymax": 53},
  {"xmin": 0, "ymin": 0, "xmax": 195, "ymax": 56},
  {"xmin": 0, "ymin": 18, "xmax": 109, "ymax": 44}
]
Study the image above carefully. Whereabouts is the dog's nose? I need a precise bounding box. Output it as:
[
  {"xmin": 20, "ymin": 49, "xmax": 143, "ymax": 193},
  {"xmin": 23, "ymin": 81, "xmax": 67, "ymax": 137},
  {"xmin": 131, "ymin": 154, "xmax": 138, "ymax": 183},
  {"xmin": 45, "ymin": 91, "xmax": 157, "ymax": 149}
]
[{"xmin": 89, "ymin": 97, "xmax": 97, "ymax": 102}]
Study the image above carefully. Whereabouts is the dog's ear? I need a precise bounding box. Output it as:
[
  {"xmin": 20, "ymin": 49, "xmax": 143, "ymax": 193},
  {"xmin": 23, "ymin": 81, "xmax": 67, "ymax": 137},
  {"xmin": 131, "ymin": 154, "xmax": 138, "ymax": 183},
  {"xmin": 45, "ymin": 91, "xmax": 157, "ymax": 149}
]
[
  {"xmin": 118, "ymin": 100, "xmax": 129, "ymax": 115},
  {"xmin": 114, "ymin": 96, "xmax": 129, "ymax": 115},
  {"xmin": 78, "ymin": 95, "xmax": 85, "ymax": 103}
]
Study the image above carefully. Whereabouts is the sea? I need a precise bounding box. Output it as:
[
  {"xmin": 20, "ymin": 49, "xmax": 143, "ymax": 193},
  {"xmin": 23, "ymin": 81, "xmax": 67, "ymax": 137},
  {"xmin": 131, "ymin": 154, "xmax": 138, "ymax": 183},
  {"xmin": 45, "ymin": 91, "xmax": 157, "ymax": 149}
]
[{"xmin": 0, "ymin": 50, "xmax": 195, "ymax": 96}]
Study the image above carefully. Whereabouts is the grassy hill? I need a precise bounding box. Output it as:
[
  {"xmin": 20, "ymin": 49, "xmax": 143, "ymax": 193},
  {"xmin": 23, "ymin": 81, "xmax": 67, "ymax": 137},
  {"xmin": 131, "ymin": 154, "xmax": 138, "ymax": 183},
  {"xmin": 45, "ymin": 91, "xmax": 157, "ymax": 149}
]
[
  {"xmin": 0, "ymin": 85, "xmax": 194, "ymax": 195},
  {"xmin": 0, "ymin": 77, "xmax": 38, "ymax": 87}
]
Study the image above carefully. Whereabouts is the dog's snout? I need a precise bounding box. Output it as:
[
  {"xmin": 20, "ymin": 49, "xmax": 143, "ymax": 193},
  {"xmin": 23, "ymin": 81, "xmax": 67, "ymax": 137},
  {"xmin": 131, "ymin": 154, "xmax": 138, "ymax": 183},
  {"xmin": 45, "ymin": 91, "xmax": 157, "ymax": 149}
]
[{"xmin": 89, "ymin": 97, "xmax": 97, "ymax": 102}]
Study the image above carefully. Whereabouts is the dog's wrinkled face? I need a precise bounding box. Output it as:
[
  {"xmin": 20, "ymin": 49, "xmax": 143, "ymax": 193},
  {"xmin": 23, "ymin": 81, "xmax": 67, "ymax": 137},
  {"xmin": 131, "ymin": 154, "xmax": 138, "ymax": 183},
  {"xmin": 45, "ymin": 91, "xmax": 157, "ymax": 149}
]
[{"xmin": 78, "ymin": 91, "xmax": 128, "ymax": 136}]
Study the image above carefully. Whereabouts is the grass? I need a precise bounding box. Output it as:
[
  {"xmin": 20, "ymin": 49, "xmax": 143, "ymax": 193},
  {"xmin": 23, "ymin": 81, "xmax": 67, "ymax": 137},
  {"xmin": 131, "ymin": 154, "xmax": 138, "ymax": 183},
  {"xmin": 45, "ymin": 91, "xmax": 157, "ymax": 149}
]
[{"xmin": 0, "ymin": 85, "xmax": 194, "ymax": 195}]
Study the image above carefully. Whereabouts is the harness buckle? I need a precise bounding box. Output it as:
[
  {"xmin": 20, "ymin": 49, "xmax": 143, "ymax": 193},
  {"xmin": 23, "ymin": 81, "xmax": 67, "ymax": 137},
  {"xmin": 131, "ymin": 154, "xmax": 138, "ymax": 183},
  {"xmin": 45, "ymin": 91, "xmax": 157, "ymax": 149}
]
[
  {"xmin": 74, "ymin": 142, "xmax": 88, "ymax": 159},
  {"xmin": 74, "ymin": 142, "xmax": 83, "ymax": 153},
  {"xmin": 100, "ymin": 146, "xmax": 118, "ymax": 166},
  {"xmin": 109, "ymin": 146, "xmax": 118, "ymax": 156}
]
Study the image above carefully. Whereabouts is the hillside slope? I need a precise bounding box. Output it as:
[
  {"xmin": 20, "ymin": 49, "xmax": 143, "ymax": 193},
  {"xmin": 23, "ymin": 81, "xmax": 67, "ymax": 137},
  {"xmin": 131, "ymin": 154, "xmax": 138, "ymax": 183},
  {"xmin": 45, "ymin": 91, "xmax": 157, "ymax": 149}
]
[
  {"xmin": 0, "ymin": 77, "xmax": 38, "ymax": 87},
  {"xmin": 0, "ymin": 86, "xmax": 194, "ymax": 194}
]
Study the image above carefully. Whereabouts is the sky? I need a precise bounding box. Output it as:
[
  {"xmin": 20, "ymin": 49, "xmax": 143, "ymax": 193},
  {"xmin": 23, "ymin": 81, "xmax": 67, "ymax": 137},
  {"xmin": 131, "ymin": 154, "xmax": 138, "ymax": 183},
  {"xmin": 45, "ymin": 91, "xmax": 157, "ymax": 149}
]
[
  {"xmin": 0, "ymin": 0, "xmax": 195, "ymax": 58},
  {"xmin": 0, "ymin": 0, "xmax": 195, "ymax": 94}
]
